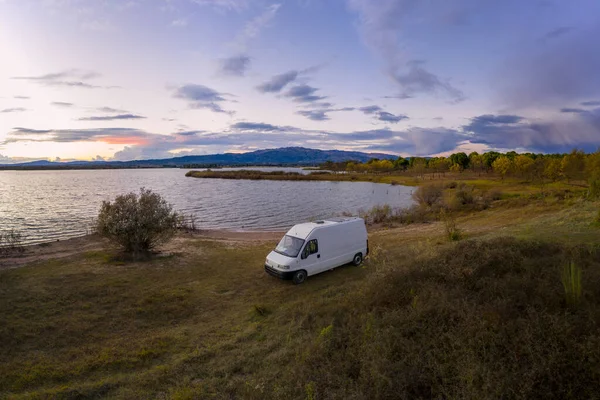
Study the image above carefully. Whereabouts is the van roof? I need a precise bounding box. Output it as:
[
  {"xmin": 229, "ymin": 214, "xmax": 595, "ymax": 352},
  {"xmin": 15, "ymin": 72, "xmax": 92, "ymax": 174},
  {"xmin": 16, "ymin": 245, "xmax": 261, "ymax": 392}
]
[{"xmin": 286, "ymin": 217, "xmax": 363, "ymax": 240}]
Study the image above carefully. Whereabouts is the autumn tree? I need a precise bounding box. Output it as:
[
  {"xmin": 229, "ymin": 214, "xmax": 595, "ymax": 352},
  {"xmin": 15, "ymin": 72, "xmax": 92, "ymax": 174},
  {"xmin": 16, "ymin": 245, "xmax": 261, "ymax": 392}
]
[
  {"xmin": 514, "ymin": 155, "xmax": 535, "ymax": 179},
  {"xmin": 561, "ymin": 150, "xmax": 586, "ymax": 183},
  {"xmin": 492, "ymin": 156, "xmax": 512, "ymax": 180}
]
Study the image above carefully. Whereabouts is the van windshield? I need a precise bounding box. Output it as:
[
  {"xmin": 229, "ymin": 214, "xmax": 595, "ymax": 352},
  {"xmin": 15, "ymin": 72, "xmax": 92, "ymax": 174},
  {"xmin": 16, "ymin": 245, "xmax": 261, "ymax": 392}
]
[{"xmin": 274, "ymin": 235, "xmax": 305, "ymax": 258}]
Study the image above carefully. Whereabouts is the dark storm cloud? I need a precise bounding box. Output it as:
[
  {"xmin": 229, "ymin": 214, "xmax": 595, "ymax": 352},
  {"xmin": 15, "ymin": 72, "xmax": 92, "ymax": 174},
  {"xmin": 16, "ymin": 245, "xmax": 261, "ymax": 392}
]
[
  {"xmin": 78, "ymin": 114, "xmax": 146, "ymax": 121},
  {"xmin": 219, "ymin": 54, "xmax": 251, "ymax": 76},
  {"xmin": 463, "ymin": 110, "xmax": 600, "ymax": 153},
  {"xmin": 499, "ymin": 25, "xmax": 600, "ymax": 108},
  {"xmin": 173, "ymin": 84, "xmax": 234, "ymax": 114}
]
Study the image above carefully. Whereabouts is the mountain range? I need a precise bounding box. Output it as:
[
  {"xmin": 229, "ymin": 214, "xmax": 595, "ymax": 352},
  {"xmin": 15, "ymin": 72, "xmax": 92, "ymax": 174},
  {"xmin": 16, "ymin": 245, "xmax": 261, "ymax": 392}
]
[{"xmin": 0, "ymin": 147, "xmax": 396, "ymax": 170}]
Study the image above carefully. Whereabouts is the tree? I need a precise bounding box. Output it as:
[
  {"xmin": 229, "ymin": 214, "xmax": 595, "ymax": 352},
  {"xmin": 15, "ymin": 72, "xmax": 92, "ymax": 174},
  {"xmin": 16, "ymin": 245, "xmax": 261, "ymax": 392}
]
[
  {"xmin": 514, "ymin": 155, "xmax": 535, "ymax": 179},
  {"xmin": 492, "ymin": 156, "xmax": 512, "ymax": 180},
  {"xmin": 95, "ymin": 188, "xmax": 180, "ymax": 255},
  {"xmin": 450, "ymin": 152, "xmax": 469, "ymax": 170},
  {"xmin": 482, "ymin": 151, "xmax": 501, "ymax": 172},
  {"xmin": 394, "ymin": 156, "xmax": 409, "ymax": 170},
  {"xmin": 561, "ymin": 150, "xmax": 586, "ymax": 183},
  {"xmin": 544, "ymin": 158, "xmax": 562, "ymax": 182},
  {"xmin": 469, "ymin": 153, "xmax": 484, "ymax": 175}
]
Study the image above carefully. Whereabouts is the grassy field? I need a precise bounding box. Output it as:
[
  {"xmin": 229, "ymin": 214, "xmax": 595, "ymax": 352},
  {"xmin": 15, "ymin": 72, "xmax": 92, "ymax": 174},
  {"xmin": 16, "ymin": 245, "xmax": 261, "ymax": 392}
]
[{"xmin": 1, "ymin": 192, "xmax": 600, "ymax": 398}]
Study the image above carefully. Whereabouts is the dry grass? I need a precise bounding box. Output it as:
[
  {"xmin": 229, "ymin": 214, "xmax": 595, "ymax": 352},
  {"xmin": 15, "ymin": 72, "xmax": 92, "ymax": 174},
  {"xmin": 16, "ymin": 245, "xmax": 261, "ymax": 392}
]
[{"xmin": 1, "ymin": 200, "xmax": 600, "ymax": 398}]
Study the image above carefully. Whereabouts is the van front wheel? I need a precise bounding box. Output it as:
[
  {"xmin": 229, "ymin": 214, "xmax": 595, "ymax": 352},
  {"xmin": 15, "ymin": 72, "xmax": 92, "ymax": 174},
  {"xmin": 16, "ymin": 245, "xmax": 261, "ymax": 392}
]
[
  {"xmin": 292, "ymin": 270, "xmax": 307, "ymax": 285},
  {"xmin": 353, "ymin": 253, "xmax": 363, "ymax": 266}
]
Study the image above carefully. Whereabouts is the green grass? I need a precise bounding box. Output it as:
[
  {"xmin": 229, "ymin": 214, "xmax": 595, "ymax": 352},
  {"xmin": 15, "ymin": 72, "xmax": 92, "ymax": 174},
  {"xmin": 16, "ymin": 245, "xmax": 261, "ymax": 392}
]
[{"xmin": 1, "ymin": 199, "xmax": 600, "ymax": 398}]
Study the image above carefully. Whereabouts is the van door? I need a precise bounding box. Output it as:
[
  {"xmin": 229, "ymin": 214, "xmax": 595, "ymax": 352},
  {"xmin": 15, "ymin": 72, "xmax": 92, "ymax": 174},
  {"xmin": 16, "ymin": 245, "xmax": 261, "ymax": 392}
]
[{"xmin": 299, "ymin": 239, "xmax": 322, "ymax": 275}]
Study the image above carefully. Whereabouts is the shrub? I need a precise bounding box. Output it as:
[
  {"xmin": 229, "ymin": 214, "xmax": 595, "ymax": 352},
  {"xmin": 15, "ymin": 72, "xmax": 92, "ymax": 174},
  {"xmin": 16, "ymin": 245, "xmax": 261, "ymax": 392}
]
[
  {"xmin": 94, "ymin": 188, "xmax": 180, "ymax": 255},
  {"xmin": 412, "ymin": 183, "xmax": 444, "ymax": 208},
  {"xmin": 359, "ymin": 204, "xmax": 392, "ymax": 225},
  {"xmin": 440, "ymin": 209, "xmax": 461, "ymax": 241},
  {"xmin": 0, "ymin": 229, "xmax": 26, "ymax": 257},
  {"xmin": 445, "ymin": 181, "xmax": 458, "ymax": 189}
]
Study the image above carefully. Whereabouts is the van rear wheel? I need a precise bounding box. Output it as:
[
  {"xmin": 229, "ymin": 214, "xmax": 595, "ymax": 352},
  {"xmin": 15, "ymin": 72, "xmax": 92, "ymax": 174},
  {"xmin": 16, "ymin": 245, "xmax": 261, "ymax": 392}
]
[
  {"xmin": 353, "ymin": 253, "xmax": 363, "ymax": 266},
  {"xmin": 292, "ymin": 270, "xmax": 307, "ymax": 285}
]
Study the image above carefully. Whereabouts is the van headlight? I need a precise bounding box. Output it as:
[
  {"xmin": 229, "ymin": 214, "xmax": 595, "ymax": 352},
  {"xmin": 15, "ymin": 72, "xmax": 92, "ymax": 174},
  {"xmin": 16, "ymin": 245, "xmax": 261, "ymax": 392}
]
[{"xmin": 280, "ymin": 265, "xmax": 290, "ymax": 270}]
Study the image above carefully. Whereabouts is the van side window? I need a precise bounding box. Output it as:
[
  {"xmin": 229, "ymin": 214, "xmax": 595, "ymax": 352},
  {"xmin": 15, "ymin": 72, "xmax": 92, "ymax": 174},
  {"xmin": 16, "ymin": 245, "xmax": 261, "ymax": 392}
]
[{"xmin": 301, "ymin": 239, "xmax": 319, "ymax": 259}]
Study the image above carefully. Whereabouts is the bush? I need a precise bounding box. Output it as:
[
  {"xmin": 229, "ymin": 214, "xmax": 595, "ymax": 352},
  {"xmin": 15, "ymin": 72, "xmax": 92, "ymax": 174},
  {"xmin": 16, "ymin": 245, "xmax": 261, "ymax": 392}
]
[
  {"xmin": 94, "ymin": 188, "xmax": 180, "ymax": 255},
  {"xmin": 359, "ymin": 204, "xmax": 392, "ymax": 225},
  {"xmin": 412, "ymin": 183, "xmax": 444, "ymax": 208},
  {"xmin": 440, "ymin": 209, "xmax": 462, "ymax": 241},
  {"xmin": 0, "ymin": 229, "xmax": 26, "ymax": 257}
]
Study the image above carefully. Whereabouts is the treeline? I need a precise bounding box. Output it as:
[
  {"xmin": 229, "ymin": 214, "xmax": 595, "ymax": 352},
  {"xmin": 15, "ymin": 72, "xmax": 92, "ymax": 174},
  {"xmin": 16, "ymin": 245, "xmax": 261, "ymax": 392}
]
[{"xmin": 321, "ymin": 150, "xmax": 600, "ymax": 195}]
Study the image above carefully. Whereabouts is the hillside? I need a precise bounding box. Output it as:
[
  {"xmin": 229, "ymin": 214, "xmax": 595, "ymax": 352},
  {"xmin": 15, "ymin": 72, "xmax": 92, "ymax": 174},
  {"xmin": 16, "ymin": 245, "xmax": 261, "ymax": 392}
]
[
  {"xmin": 0, "ymin": 147, "xmax": 395, "ymax": 170},
  {"xmin": 1, "ymin": 185, "xmax": 600, "ymax": 398}
]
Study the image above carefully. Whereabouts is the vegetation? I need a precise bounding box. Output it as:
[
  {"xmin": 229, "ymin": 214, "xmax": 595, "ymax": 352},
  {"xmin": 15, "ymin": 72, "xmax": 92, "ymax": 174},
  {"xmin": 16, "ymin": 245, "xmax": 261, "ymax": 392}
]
[
  {"xmin": 94, "ymin": 188, "xmax": 180, "ymax": 255},
  {"xmin": 0, "ymin": 229, "xmax": 25, "ymax": 257},
  {"xmin": 2, "ymin": 198, "xmax": 600, "ymax": 398}
]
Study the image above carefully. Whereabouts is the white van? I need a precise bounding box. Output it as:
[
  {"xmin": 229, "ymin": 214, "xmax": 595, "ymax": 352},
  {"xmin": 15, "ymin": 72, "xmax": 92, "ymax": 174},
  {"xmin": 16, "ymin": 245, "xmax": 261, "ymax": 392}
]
[{"xmin": 264, "ymin": 217, "xmax": 368, "ymax": 284}]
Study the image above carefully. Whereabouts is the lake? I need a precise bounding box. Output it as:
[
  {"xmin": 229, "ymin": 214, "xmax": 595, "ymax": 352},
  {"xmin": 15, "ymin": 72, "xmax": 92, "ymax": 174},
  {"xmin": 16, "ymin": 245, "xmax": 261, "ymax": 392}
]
[{"xmin": 0, "ymin": 168, "xmax": 414, "ymax": 244}]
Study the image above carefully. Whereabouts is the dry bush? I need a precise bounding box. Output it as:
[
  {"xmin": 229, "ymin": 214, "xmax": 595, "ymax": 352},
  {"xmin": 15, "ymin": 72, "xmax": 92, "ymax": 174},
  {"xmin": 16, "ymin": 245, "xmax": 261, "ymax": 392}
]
[
  {"xmin": 0, "ymin": 229, "xmax": 26, "ymax": 257},
  {"xmin": 440, "ymin": 209, "xmax": 462, "ymax": 240},
  {"xmin": 94, "ymin": 188, "xmax": 179, "ymax": 255},
  {"xmin": 412, "ymin": 183, "xmax": 444, "ymax": 208}
]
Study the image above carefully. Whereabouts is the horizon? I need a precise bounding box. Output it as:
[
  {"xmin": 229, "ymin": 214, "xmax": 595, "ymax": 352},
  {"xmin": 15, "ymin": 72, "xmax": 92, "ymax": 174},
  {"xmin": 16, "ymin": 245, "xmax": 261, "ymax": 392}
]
[{"xmin": 2, "ymin": 0, "xmax": 600, "ymax": 164}]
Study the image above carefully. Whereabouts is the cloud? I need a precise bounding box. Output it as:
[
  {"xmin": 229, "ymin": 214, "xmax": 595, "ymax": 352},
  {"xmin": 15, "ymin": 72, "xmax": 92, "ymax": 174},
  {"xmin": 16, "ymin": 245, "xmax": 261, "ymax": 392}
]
[
  {"xmin": 171, "ymin": 18, "xmax": 188, "ymax": 27},
  {"xmin": 463, "ymin": 110, "xmax": 600, "ymax": 153},
  {"xmin": 347, "ymin": 1, "xmax": 464, "ymax": 101},
  {"xmin": 560, "ymin": 108, "xmax": 587, "ymax": 114},
  {"xmin": 11, "ymin": 69, "xmax": 113, "ymax": 89},
  {"xmin": 173, "ymin": 84, "xmax": 234, "ymax": 114},
  {"xmin": 51, "ymin": 102, "xmax": 74, "ymax": 107},
  {"xmin": 78, "ymin": 114, "xmax": 146, "ymax": 121},
  {"xmin": 581, "ymin": 100, "xmax": 600, "ymax": 107},
  {"xmin": 191, "ymin": 0, "xmax": 250, "ymax": 12},
  {"xmin": 218, "ymin": 54, "xmax": 251, "ymax": 76},
  {"xmin": 234, "ymin": 3, "xmax": 281, "ymax": 49},
  {"xmin": 376, "ymin": 111, "xmax": 407, "ymax": 123},
  {"xmin": 216, "ymin": 3, "xmax": 280, "ymax": 76},
  {"xmin": 391, "ymin": 60, "xmax": 465, "ymax": 102},
  {"xmin": 358, "ymin": 105, "xmax": 407, "ymax": 123},
  {"xmin": 284, "ymin": 85, "xmax": 326, "ymax": 103},
  {"xmin": 358, "ymin": 105, "xmax": 383, "ymax": 114},
  {"xmin": 176, "ymin": 130, "xmax": 205, "ymax": 136},
  {"xmin": 13, "ymin": 96, "xmax": 30, "ymax": 100},
  {"xmin": 498, "ymin": 25, "xmax": 600, "ymax": 108},
  {"xmin": 256, "ymin": 70, "xmax": 299, "ymax": 93},
  {"xmin": 97, "ymin": 106, "xmax": 128, "ymax": 113},
  {"xmin": 297, "ymin": 107, "xmax": 355, "ymax": 121},
  {"xmin": 231, "ymin": 122, "xmax": 282, "ymax": 131},
  {"xmin": 540, "ymin": 26, "xmax": 573, "ymax": 42},
  {"xmin": 0, "ymin": 107, "xmax": 27, "ymax": 113}
]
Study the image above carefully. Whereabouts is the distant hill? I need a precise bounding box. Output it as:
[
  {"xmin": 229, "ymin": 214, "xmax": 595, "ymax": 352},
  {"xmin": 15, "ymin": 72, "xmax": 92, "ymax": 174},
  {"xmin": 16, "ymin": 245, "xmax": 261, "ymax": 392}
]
[{"xmin": 0, "ymin": 147, "xmax": 396, "ymax": 170}]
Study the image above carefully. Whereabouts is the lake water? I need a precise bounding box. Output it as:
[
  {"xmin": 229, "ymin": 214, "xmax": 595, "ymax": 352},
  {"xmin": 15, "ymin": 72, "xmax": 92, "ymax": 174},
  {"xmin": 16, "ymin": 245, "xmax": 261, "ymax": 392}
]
[{"xmin": 0, "ymin": 168, "xmax": 414, "ymax": 244}]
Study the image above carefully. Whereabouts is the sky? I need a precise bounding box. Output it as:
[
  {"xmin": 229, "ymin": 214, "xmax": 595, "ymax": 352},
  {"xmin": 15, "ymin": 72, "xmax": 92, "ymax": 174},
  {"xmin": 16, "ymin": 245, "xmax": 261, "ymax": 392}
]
[{"xmin": 1, "ymin": 0, "xmax": 600, "ymax": 163}]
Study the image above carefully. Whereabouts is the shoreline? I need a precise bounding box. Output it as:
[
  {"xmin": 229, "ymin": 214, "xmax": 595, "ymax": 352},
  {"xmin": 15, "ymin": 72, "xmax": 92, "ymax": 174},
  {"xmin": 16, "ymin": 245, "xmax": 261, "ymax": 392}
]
[{"xmin": 0, "ymin": 228, "xmax": 285, "ymax": 270}]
